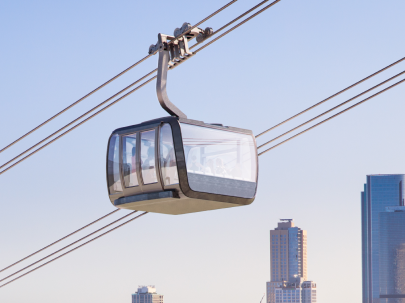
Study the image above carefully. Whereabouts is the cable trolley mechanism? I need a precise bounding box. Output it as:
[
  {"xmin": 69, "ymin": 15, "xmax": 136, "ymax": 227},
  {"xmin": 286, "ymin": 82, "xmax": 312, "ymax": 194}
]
[{"xmin": 106, "ymin": 23, "xmax": 259, "ymax": 215}]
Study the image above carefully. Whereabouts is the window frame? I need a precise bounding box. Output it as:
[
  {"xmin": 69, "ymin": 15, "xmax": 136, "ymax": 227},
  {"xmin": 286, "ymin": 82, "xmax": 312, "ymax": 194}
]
[
  {"xmin": 121, "ymin": 132, "xmax": 139, "ymax": 188},
  {"xmin": 106, "ymin": 134, "xmax": 123, "ymax": 195},
  {"xmin": 159, "ymin": 123, "xmax": 179, "ymax": 187},
  {"xmin": 139, "ymin": 129, "xmax": 159, "ymax": 186}
]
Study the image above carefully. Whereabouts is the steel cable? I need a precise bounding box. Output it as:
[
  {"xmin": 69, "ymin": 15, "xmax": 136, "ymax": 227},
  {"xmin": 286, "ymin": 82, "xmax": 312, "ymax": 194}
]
[
  {"xmin": 258, "ymin": 77, "xmax": 405, "ymax": 156},
  {"xmin": 189, "ymin": 0, "xmax": 276, "ymax": 50},
  {"xmin": 0, "ymin": 0, "xmax": 281, "ymax": 175},
  {"xmin": 0, "ymin": 210, "xmax": 138, "ymax": 283},
  {"xmin": 3, "ymin": 0, "xmax": 399, "ymax": 288},
  {"xmin": 0, "ymin": 69, "xmax": 157, "ymax": 171},
  {"xmin": 255, "ymin": 56, "xmax": 405, "ymax": 138},
  {"xmin": 0, "ymin": 0, "xmax": 237, "ymax": 155},
  {"xmin": 257, "ymin": 69, "xmax": 405, "ymax": 149},
  {"xmin": 171, "ymin": 0, "xmax": 237, "ymax": 42},
  {"xmin": 0, "ymin": 0, "xmax": 283, "ymax": 290},
  {"xmin": 0, "ymin": 212, "xmax": 148, "ymax": 289},
  {"xmin": 0, "ymin": 55, "xmax": 152, "ymax": 154},
  {"xmin": 194, "ymin": 0, "xmax": 282, "ymax": 54},
  {"xmin": 0, "ymin": 209, "xmax": 120, "ymax": 273},
  {"xmin": 0, "ymin": 74, "xmax": 157, "ymax": 175}
]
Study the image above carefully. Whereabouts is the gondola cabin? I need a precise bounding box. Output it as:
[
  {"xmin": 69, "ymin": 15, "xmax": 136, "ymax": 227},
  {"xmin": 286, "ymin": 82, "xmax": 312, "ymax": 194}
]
[{"xmin": 106, "ymin": 117, "xmax": 258, "ymax": 214}]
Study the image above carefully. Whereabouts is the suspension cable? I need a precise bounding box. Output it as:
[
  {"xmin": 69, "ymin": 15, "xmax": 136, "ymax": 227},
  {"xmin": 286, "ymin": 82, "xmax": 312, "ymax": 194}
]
[
  {"xmin": 0, "ymin": 0, "xmax": 237, "ymax": 156},
  {"xmin": 258, "ymin": 69, "xmax": 405, "ymax": 149},
  {"xmin": 194, "ymin": 0, "xmax": 282, "ymax": 54},
  {"xmin": 0, "ymin": 212, "xmax": 148, "ymax": 289},
  {"xmin": 0, "ymin": 209, "xmax": 120, "ymax": 273},
  {"xmin": 171, "ymin": 0, "xmax": 237, "ymax": 42},
  {"xmin": 0, "ymin": 74, "xmax": 157, "ymax": 175},
  {"xmin": 0, "ymin": 0, "xmax": 279, "ymax": 290},
  {"xmin": 0, "ymin": 0, "xmax": 281, "ymax": 175},
  {"xmin": 189, "ymin": 0, "xmax": 275, "ymax": 50},
  {"xmin": 0, "ymin": 210, "xmax": 138, "ymax": 283},
  {"xmin": 0, "ymin": 55, "xmax": 152, "ymax": 154},
  {"xmin": 255, "ymin": 56, "xmax": 405, "ymax": 138},
  {"xmin": 258, "ymin": 77, "xmax": 405, "ymax": 156},
  {"xmin": 0, "ymin": 69, "xmax": 157, "ymax": 171}
]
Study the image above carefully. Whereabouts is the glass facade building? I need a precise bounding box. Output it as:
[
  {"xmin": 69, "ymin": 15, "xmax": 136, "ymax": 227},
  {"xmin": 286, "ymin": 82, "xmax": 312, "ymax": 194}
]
[
  {"xmin": 361, "ymin": 174, "xmax": 405, "ymax": 303},
  {"xmin": 288, "ymin": 227, "xmax": 300, "ymax": 282},
  {"xmin": 267, "ymin": 220, "xmax": 311, "ymax": 303},
  {"xmin": 269, "ymin": 220, "xmax": 307, "ymax": 283},
  {"xmin": 379, "ymin": 207, "xmax": 405, "ymax": 303}
]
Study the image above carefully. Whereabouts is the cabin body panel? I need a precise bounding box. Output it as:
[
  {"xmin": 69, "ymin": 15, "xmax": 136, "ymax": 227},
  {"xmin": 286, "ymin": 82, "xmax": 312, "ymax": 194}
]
[
  {"xmin": 114, "ymin": 192, "xmax": 239, "ymax": 215},
  {"xmin": 106, "ymin": 116, "xmax": 258, "ymax": 215}
]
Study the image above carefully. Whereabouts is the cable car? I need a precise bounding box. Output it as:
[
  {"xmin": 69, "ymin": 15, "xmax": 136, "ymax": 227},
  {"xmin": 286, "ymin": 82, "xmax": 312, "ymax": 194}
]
[{"xmin": 106, "ymin": 25, "xmax": 258, "ymax": 215}]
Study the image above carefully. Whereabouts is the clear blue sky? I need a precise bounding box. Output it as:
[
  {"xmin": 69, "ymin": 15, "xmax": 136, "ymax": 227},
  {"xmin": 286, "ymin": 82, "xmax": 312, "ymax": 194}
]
[{"xmin": 1, "ymin": 0, "xmax": 405, "ymax": 302}]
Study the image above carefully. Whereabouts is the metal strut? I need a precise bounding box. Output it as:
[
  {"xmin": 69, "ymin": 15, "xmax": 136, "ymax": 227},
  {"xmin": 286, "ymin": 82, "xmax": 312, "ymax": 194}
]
[
  {"xmin": 149, "ymin": 23, "xmax": 213, "ymax": 118},
  {"xmin": 156, "ymin": 34, "xmax": 187, "ymax": 118}
]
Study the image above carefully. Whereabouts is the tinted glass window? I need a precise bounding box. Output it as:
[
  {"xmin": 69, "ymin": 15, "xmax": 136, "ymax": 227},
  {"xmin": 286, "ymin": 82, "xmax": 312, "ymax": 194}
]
[
  {"xmin": 141, "ymin": 130, "xmax": 158, "ymax": 184},
  {"xmin": 122, "ymin": 133, "xmax": 138, "ymax": 187},
  {"xmin": 160, "ymin": 123, "xmax": 178, "ymax": 186},
  {"xmin": 107, "ymin": 134, "xmax": 123, "ymax": 194},
  {"xmin": 180, "ymin": 123, "xmax": 257, "ymax": 198}
]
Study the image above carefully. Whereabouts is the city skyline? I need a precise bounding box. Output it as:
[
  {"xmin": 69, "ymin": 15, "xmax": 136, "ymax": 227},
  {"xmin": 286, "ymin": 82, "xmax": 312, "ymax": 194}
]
[{"xmin": 1, "ymin": 1, "xmax": 405, "ymax": 302}]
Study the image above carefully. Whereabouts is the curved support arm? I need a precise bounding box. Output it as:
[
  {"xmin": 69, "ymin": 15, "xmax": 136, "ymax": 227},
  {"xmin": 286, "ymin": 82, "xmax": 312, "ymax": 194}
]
[{"xmin": 156, "ymin": 49, "xmax": 187, "ymax": 118}]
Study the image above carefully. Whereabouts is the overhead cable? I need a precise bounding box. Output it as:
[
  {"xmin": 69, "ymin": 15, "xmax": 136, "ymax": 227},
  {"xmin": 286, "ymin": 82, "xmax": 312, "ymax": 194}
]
[
  {"xmin": 0, "ymin": 210, "xmax": 137, "ymax": 283},
  {"xmin": 171, "ymin": 0, "xmax": 237, "ymax": 42},
  {"xmin": 0, "ymin": 0, "xmax": 282, "ymax": 175},
  {"xmin": 255, "ymin": 56, "xmax": 405, "ymax": 138},
  {"xmin": 0, "ymin": 0, "xmax": 237, "ymax": 155},
  {"xmin": 0, "ymin": 55, "xmax": 152, "ymax": 154},
  {"xmin": 0, "ymin": 212, "xmax": 148, "ymax": 289},
  {"xmin": 189, "ymin": 0, "xmax": 277, "ymax": 50},
  {"xmin": 0, "ymin": 209, "xmax": 120, "ymax": 273},
  {"xmin": 0, "ymin": 75, "xmax": 157, "ymax": 175},
  {"xmin": 258, "ymin": 69, "xmax": 405, "ymax": 149},
  {"xmin": 194, "ymin": 0, "xmax": 282, "ymax": 54},
  {"xmin": 0, "ymin": 70, "xmax": 157, "ymax": 171},
  {"xmin": 258, "ymin": 77, "xmax": 405, "ymax": 156}
]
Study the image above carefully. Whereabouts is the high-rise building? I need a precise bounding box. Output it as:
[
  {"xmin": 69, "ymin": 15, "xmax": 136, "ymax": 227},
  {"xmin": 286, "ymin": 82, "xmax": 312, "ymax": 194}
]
[
  {"xmin": 269, "ymin": 219, "xmax": 307, "ymax": 282},
  {"xmin": 361, "ymin": 174, "xmax": 405, "ymax": 303},
  {"xmin": 266, "ymin": 219, "xmax": 316, "ymax": 303},
  {"xmin": 132, "ymin": 286, "xmax": 164, "ymax": 303},
  {"xmin": 379, "ymin": 206, "xmax": 405, "ymax": 302}
]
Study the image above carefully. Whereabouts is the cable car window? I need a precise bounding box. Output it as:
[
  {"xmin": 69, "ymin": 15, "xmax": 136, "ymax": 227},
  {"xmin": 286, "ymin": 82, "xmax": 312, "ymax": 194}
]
[
  {"xmin": 107, "ymin": 134, "xmax": 123, "ymax": 194},
  {"xmin": 180, "ymin": 123, "xmax": 257, "ymax": 198},
  {"xmin": 140, "ymin": 130, "xmax": 158, "ymax": 184},
  {"xmin": 159, "ymin": 123, "xmax": 178, "ymax": 186},
  {"xmin": 122, "ymin": 133, "xmax": 138, "ymax": 188}
]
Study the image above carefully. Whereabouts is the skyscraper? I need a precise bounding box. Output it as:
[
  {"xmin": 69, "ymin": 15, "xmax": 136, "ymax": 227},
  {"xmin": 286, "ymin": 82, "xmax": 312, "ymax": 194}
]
[
  {"xmin": 132, "ymin": 286, "xmax": 164, "ymax": 303},
  {"xmin": 266, "ymin": 219, "xmax": 316, "ymax": 303},
  {"xmin": 379, "ymin": 206, "xmax": 405, "ymax": 302},
  {"xmin": 361, "ymin": 174, "xmax": 405, "ymax": 303},
  {"xmin": 270, "ymin": 219, "xmax": 307, "ymax": 282}
]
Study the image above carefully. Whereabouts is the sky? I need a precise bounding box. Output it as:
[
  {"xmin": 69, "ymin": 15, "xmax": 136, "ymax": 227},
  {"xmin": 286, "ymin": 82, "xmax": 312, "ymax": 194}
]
[{"xmin": 1, "ymin": 0, "xmax": 405, "ymax": 302}]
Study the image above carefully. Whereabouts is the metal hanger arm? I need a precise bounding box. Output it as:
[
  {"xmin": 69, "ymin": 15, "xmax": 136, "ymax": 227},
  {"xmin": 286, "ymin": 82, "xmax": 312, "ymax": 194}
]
[{"xmin": 156, "ymin": 49, "xmax": 187, "ymax": 118}]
